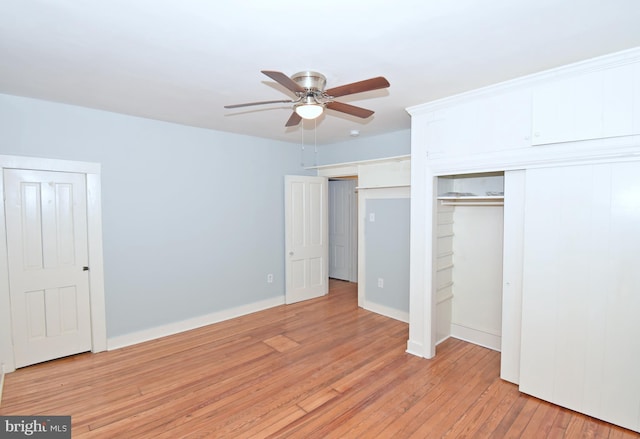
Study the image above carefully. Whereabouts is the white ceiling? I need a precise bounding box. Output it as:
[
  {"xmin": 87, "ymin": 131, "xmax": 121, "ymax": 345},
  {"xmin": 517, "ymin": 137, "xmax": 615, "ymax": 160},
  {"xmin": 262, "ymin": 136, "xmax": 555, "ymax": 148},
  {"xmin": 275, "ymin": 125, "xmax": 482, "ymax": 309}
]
[{"xmin": 1, "ymin": 1, "xmax": 640, "ymax": 145}]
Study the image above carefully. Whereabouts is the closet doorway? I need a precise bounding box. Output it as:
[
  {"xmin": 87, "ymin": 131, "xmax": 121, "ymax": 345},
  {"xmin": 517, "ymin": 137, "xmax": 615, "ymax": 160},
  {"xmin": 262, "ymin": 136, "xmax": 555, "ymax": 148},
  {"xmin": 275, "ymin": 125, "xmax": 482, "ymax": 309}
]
[
  {"xmin": 435, "ymin": 172, "xmax": 504, "ymax": 351},
  {"xmin": 328, "ymin": 178, "xmax": 357, "ymax": 283}
]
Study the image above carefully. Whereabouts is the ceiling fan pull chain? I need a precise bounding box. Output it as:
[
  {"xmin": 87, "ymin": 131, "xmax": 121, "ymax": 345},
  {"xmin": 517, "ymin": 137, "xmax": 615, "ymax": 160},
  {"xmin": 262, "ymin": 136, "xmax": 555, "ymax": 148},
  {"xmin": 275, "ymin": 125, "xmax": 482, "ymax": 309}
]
[
  {"xmin": 300, "ymin": 121, "xmax": 305, "ymax": 167},
  {"xmin": 314, "ymin": 118, "xmax": 318, "ymax": 167}
]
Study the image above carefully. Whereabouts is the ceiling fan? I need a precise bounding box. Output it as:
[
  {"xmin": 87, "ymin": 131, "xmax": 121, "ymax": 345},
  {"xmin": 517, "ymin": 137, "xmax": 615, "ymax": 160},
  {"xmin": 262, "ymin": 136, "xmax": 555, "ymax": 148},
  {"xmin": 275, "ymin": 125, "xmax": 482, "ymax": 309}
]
[{"xmin": 224, "ymin": 70, "xmax": 390, "ymax": 127}]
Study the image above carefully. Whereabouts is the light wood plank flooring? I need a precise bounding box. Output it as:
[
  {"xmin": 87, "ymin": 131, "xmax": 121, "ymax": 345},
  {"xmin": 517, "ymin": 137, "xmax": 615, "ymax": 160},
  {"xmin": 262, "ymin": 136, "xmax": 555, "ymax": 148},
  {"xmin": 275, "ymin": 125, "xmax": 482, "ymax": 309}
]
[{"xmin": 1, "ymin": 279, "xmax": 638, "ymax": 438}]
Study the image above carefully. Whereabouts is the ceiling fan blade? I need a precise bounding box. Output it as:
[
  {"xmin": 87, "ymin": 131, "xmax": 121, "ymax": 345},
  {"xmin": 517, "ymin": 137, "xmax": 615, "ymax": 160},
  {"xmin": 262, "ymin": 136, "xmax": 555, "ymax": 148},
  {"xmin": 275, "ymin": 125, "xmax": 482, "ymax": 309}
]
[
  {"xmin": 285, "ymin": 111, "xmax": 302, "ymax": 127},
  {"xmin": 325, "ymin": 76, "xmax": 390, "ymax": 98},
  {"xmin": 261, "ymin": 70, "xmax": 305, "ymax": 94},
  {"xmin": 326, "ymin": 101, "xmax": 374, "ymax": 118},
  {"xmin": 224, "ymin": 99, "xmax": 294, "ymax": 109}
]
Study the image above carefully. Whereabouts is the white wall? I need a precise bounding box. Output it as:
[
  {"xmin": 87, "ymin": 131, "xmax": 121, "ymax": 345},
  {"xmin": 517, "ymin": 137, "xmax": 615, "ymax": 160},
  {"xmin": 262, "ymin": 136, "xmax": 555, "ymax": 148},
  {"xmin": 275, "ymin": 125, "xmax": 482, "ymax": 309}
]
[
  {"xmin": 364, "ymin": 197, "xmax": 410, "ymax": 321},
  {"xmin": 0, "ymin": 94, "xmax": 314, "ymax": 342}
]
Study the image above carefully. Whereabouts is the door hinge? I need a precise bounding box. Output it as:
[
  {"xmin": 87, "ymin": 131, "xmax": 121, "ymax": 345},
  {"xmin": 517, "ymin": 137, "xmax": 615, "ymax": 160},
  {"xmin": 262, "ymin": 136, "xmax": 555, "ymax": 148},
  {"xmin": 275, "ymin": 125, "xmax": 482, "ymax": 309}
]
[{"xmin": 82, "ymin": 266, "xmax": 89, "ymax": 271}]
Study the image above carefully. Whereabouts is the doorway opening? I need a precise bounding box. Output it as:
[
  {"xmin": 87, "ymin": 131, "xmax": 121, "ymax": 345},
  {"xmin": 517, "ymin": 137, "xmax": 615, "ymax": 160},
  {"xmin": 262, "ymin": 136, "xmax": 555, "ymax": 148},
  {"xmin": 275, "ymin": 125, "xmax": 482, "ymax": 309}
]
[{"xmin": 328, "ymin": 177, "xmax": 358, "ymax": 283}]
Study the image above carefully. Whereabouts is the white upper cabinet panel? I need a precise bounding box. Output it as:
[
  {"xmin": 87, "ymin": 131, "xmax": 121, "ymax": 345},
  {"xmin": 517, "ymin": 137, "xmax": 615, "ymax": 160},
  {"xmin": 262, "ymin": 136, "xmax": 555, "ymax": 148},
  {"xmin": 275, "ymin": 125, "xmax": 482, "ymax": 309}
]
[
  {"xmin": 409, "ymin": 48, "xmax": 640, "ymax": 158},
  {"xmin": 532, "ymin": 71, "xmax": 601, "ymax": 144},
  {"xmin": 481, "ymin": 88, "xmax": 532, "ymax": 151},
  {"xmin": 634, "ymin": 62, "xmax": 640, "ymax": 134},
  {"xmin": 603, "ymin": 63, "xmax": 635, "ymax": 138},
  {"xmin": 357, "ymin": 159, "xmax": 410, "ymax": 188},
  {"xmin": 420, "ymin": 88, "xmax": 532, "ymax": 157},
  {"xmin": 532, "ymin": 62, "xmax": 639, "ymax": 145}
]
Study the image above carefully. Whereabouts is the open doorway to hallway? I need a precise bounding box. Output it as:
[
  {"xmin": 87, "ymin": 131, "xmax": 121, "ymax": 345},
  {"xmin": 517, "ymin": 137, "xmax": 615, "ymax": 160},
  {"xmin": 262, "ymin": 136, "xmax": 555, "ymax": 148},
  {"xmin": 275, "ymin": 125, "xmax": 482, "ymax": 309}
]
[{"xmin": 328, "ymin": 178, "xmax": 357, "ymax": 283}]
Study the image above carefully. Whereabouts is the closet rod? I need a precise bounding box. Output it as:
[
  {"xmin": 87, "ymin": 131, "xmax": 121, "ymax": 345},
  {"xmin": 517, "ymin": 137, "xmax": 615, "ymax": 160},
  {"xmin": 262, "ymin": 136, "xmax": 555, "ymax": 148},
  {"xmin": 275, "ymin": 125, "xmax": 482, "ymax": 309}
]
[{"xmin": 439, "ymin": 201, "xmax": 504, "ymax": 207}]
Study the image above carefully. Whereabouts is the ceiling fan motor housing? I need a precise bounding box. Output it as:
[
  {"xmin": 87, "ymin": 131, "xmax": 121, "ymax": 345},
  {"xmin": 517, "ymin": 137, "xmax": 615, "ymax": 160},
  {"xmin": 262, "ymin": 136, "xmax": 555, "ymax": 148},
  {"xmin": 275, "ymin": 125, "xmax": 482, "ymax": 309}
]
[{"xmin": 291, "ymin": 71, "xmax": 327, "ymax": 92}]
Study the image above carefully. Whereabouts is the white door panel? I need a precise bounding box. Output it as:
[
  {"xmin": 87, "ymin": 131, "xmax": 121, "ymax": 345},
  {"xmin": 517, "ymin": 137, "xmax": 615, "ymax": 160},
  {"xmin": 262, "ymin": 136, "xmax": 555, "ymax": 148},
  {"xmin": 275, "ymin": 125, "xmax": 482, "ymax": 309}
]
[
  {"xmin": 4, "ymin": 169, "xmax": 92, "ymax": 368},
  {"xmin": 285, "ymin": 175, "xmax": 328, "ymax": 304}
]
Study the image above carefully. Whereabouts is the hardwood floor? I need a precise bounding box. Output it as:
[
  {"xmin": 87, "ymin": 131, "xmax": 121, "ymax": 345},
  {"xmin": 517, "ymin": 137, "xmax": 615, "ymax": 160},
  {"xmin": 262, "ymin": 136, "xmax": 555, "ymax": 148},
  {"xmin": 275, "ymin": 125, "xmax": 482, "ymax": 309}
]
[{"xmin": 1, "ymin": 279, "xmax": 638, "ymax": 438}]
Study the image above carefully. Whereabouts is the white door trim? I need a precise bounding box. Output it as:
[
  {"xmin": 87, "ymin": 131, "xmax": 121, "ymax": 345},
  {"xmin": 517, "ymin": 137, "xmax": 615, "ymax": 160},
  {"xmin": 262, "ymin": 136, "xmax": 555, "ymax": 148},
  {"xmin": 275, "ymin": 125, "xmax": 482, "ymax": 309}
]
[{"xmin": 0, "ymin": 155, "xmax": 106, "ymax": 372}]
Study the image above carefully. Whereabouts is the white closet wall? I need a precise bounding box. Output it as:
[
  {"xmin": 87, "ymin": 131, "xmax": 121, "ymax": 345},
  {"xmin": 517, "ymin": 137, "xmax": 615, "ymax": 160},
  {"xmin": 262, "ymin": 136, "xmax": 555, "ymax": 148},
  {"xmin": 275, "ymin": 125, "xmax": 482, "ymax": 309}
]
[{"xmin": 450, "ymin": 205, "xmax": 503, "ymax": 350}]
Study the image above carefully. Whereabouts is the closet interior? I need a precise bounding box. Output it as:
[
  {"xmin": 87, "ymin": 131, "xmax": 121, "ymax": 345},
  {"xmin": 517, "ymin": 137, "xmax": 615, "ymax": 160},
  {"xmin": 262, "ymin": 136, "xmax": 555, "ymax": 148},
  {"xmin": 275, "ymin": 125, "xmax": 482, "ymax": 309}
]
[{"xmin": 435, "ymin": 171, "xmax": 505, "ymax": 351}]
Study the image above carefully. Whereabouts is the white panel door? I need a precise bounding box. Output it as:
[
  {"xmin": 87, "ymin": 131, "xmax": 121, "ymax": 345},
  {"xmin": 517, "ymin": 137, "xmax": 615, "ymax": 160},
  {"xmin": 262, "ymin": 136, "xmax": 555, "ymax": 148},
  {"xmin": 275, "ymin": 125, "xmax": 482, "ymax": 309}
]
[
  {"xmin": 285, "ymin": 175, "xmax": 328, "ymax": 304},
  {"xmin": 519, "ymin": 163, "xmax": 640, "ymax": 433},
  {"xmin": 329, "ymin": 179, "xmax": 356, "ymax": 281},
  {"xmin": 4, "ymin": 169, "xmax": 92, "ymax": 368}
]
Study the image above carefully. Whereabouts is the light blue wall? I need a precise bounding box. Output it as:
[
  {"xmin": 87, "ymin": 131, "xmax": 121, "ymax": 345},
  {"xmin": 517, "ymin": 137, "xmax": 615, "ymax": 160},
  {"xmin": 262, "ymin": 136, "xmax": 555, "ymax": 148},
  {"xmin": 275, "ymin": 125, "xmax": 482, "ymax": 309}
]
[
  {"xmin": 0, "ymin": 94, "xmax": 314, "ymax": 337},
  {"xmin": 316, "ymin": 129, "xmax": 410, "ymax": 166},
  {"xmin": 365, "ymin": 198, "xmax": 410, "ymax": 312}
]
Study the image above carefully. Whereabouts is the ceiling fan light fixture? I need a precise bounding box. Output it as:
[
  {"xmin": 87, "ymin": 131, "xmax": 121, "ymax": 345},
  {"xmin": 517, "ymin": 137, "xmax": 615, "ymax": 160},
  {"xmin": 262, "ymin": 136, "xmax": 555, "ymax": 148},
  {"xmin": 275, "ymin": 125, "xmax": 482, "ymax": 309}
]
[{"xmin": 295, "ymin": 104, "xmax": 323, "ymax": 120}]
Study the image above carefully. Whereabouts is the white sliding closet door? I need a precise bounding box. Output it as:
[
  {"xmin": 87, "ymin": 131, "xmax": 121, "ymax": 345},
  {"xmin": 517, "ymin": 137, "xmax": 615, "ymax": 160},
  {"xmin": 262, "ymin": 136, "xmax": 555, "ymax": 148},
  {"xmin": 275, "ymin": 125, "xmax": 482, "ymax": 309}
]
[{"xmin": 519, "ymin": 162, "xmax": 640, "ymax": 432}]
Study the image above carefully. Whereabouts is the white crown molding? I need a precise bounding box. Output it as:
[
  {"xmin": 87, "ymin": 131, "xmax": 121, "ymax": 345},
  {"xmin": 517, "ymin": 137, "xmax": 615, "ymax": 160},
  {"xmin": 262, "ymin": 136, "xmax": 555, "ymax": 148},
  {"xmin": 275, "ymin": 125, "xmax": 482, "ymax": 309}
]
[{"xmin": 407, "ymin": 46, "xmax": 640, "ymax": 116}]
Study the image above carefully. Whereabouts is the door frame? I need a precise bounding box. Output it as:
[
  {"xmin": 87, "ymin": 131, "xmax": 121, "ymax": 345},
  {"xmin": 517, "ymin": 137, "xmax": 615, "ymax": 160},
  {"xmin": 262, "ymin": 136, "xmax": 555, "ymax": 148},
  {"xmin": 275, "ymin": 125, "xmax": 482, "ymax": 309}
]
[{"xmin": 0, "ymin": 155, "xmax": 107, "ymax": 372}]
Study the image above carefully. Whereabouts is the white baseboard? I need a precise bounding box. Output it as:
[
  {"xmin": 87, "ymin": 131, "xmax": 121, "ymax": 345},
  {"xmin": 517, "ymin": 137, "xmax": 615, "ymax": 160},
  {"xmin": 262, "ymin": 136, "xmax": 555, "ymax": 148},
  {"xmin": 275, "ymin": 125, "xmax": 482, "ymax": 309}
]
[
  {"xmin": 0, "ymin": 365, "xmax": 5, "ymax": 406},
  {"xmin": 107, "ymin": 296, "xmax": 285, "ymax": 350},
  {"xmin": 450, "ymin": 323, "xmax": 501, "ymax": 351},
  {"xmin": 362, "ymin": 301, "xmax": 409, "ymax": 323},
  {"xmin": 436, "ymin": 334, "xmax": 451, "ymax": 346},
  {"xmin": 406, "ymin": 339, "xmax": 438, "ymax": 359},
  {"xmin": 406, "ymin": 340, "xmax": 424, "ymax": 357}
]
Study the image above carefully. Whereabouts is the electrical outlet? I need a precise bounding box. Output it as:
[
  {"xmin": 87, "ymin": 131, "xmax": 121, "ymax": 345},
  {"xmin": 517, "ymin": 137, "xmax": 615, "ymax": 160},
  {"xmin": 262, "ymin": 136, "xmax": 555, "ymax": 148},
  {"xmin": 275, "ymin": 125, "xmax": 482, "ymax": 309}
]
[
  {"xmin": 377, "ymin": 278, "xmax": 384, "ymax": 288},
  {"xmin": 267, "ymin": 274, "xmax": 274, "ymax": 283},
  {"xmin": 369, "ymin": 212, "xmax": 376, "ymax": 222}
]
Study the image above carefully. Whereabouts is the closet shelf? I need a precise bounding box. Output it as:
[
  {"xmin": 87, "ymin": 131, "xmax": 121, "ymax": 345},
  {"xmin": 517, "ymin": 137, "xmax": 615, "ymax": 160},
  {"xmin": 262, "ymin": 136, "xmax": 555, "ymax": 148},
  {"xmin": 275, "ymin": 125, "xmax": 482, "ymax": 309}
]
[
  {"xmin": 438, "ymin": 196, "xmax": 504, "ymax": 200},
  {"xmin": 437, "ymin": 196, "xmax": 504, "ymax": 206}
]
